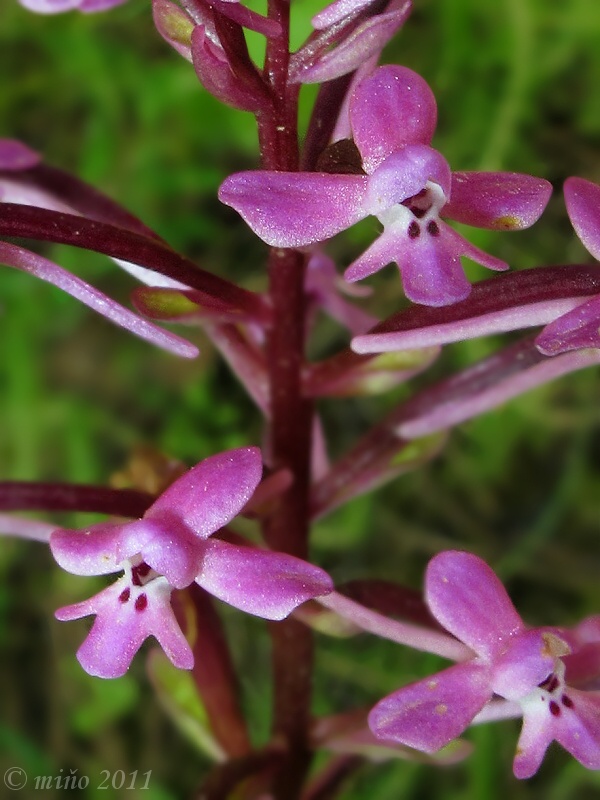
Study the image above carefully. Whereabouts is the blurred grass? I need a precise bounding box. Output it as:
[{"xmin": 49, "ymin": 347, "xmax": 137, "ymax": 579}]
[{"xmin": 1, "ymin": 0, "xmax": 600, "ymax": 797}]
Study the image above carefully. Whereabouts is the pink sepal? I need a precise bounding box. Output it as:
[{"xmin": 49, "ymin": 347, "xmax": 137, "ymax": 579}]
[
  {"xmin": 443, "ymin": 172, "xmax": 552, "ymax": 230},
  {"xmin": 368, "ymin": 661, "xmax": 491, "ymax": 752},
  {"xmin": 50, "ymin": 523, "xmax": 125, "ymax": 576},
  {"xmin": 146, "ymin": 447, "xmax": 262, "ymax": 541},
  {"xmin": 219, "ymin": 172, "xmax": 369, "ymax": 248},
  {"xmin": 426, "ymin": 551, "xmax": 523, "ymax": 661},
  {"xmin": 195, "ymin": 539, "xmax": 333, "ymax": 620},
  {"xmin": 350, "ymin": 65, "xmax": 437, "ymax": 173},
  {"xmin": 564, "ymin": 177, "xmax": 600, "ymax": 261}
]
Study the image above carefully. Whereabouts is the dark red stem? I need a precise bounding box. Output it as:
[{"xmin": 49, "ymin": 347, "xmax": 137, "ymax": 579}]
[
  {"xmin": 0, "ymin": 481, "xmax": 152, "ymax": 517},
  {"xmin": 256, "ymin": 3, "xmax": 315, "ymax": 797}
]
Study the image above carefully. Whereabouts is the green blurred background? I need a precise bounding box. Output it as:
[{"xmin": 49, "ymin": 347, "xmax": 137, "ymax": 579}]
[{"xmin": 1, "ymin": 0, "xmax": 600, "ymax": 797}]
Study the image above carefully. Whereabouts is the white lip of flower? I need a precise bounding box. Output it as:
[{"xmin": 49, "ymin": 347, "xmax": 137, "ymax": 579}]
[
  {"xmin": 115, "ymin": 556, "xmax": 166, "ymax": 613},
  {"xmin": 377, "ymin": 180, "xmax": 447, "ymax": 236},
  {"xmin": 512, "ymin": 656, "xmax": 577, "ymax": 723}
]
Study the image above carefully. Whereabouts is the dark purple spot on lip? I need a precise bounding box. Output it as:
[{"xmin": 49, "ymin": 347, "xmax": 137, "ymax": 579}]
[
  {"xmin": 408, "ymin": 221, "xmax": 420, "ymax": 239},
  {"xmin": 549, "ymin": 700, "xmax": 561, "ymax": 717},
  {"xmin": 427, "ymin": 220, "xmax": 440, "ymax": 237},
  {"xmin": 539, "ymin": 674, "xmax": 559, "ymax": 693},
  {"xmin": 119, "ymin": 588, "xmax": 130, "ymax": 603},
  {"xmin": 562, "ymin": 694, "xmax": 574, "ymax": 709},
  {"xmin": 131, "ymin": 561, "xmax": 151, "ymax": 586},
  {"xmin": 135, "ymin": 594, "xmax": 148, "ymax": 612}
]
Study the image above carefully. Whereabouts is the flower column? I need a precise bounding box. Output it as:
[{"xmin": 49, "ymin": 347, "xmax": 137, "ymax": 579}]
[{"xmin": 258, "ymin": 2, "xmax": 314, "ymax": 796}]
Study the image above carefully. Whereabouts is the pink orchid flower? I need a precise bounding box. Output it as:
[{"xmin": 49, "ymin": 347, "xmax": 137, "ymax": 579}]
[
  {"xmin": 369, "ymin": 550, "xmax": 600, "ymax": 778},
  {"xmin": 219, "ymin": 65, "xmax": 551, "ymax": 307},
  {"xmin": 51, "ymin": 448, "xmax": 333, "ymax": 677}
]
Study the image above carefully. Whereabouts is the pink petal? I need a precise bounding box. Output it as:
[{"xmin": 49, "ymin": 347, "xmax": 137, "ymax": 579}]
[
  {"xmin": 344, "ymin": 226, "xmax": 401, "ymax": 283},
  {"xmin": 512, "ymin": 700, "xmax": 555, "ymax": 779},
  {"xmin": 119, "ymin": 518, "xmax": 207, "ymax": 589},
  {"xmin": 364, "ymin": 146, "xmax": 451, "ymax": 215},
  {"xmin": 398, "ymin": 227, "xmax": 472, "ymax": 307},
  {"xmin": 443, "ymin": 224, "xmax": 509, "ymax": 272},
  {"xmin": 56, "ymin": 576, "xmax": 192, "ymax": 678},
  {"xmin": 369, "ymin": 662, "xmax": 492, "ymax": 752},
  {"xmin": 146, "ymin": 448, "xmax": 262, "ymax": 539},
  {"xmin": 536, "ymin": 295, "xmax": 600, "ymax": 355},
  {"xmin": 219, "ymin": 171, "xmax": 370, "ymax": 248},
  {"xmin": 426, "ymin": 551, "xmax": 524, "ymax": 660},
  {"xmin": 350, "ymin": 65, "xmax": 437, "ymax": 173},
  {"xmin": 442, "ymin": 172, "xmax": 552, "ymax": 230},
  {"xmin": 50, "ymin": 523, "xmax": 125, "ymax": 576},
  {"xmin": 492, "ymin": 629, "xmax": 560, "ymax": 701},
  {"xmin": 0, "ymin": 139, "xmax": 41, "ymax": 170},
  {"xmin": 564, "ymin": 644, "xmax": 600, "ymax": 689},
  {"xmin": 514, "ymin": 689, "xmax": 600, "ymax": 778},
  {"xmin": 564, "ymin": 177, "xmax": 600, "ymax": 261},
  {"xmin": 195, "ymin": 539, "xmax": 333, "ymax": 620},
  {"xmin": 345, "ymin": 225, "xmax": 472, "ymax": 307},
  {"xmin": 0, "ymin": 241, "xmax": 198, "ymax": 359},
  {"xmin": 553, "ymin": 689, "xmax": 600, "ymax": 770}
]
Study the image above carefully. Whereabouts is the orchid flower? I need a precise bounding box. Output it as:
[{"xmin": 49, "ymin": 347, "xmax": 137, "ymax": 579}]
[
  {"xmin": 535, "ymin": 177, "xmax": 600, "ymax": 356},
  {"xmin": 50, "ymin": 448, "xmax": 333, "ymax": 677},
  {"xmin": 219, "ymin": 65, "xmax": 552, "ymax": 307},
  {"xmin": 369, "ymin": 550, "xmax": 600, "ymax": 778}
]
